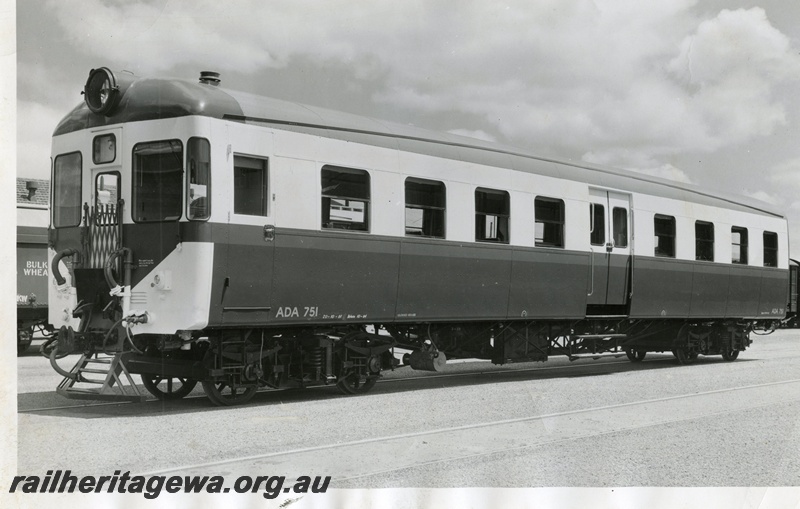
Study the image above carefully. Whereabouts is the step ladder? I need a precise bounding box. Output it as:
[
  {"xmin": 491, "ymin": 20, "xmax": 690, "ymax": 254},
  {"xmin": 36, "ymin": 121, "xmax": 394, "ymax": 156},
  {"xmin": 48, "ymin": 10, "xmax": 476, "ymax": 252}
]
[{"xmin": 56, "ymin": 352, "xmax": 147, "ymax": 402}]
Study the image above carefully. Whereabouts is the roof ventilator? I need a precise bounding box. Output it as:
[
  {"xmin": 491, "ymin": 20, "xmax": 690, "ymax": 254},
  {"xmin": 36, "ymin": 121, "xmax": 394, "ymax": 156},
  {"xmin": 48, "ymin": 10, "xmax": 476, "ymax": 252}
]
[{"xmin": 199, "ymin": 71, "xmax": 221, "ymax": 86}]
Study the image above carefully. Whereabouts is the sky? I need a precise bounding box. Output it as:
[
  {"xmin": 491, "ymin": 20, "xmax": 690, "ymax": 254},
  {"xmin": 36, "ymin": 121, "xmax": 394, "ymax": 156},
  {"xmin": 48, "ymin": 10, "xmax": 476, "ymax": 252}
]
[
  {"xmin": 5, "ymin": 3, "xmax": 800, "ymax": 506},
  {"xmin": 14, "ymin": 0, "xmax": 800, "ymax": 255}
]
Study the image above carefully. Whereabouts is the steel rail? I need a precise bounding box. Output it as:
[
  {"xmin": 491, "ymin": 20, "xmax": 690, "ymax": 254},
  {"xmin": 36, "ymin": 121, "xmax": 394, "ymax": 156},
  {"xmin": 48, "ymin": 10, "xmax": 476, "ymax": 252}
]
[
  {"xmin": 136, "ymin": 377, "xmax": 800, "ymax": 478},
  {"xmin": 17, "ymin": 357, "xmax": 649, "ymax": 413}
]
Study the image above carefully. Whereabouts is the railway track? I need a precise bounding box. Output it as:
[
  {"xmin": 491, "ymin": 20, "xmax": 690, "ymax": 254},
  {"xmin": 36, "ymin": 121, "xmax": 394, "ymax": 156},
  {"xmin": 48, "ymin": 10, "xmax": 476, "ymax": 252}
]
[
  {"xmin": 18, "ymin": 335, "xmax": 800, "ymax": 485},
  {"xmin": 18, "ymin": 356, "xmax": 657, "ymax": 414},
  {"xmin": 135, "ymin": 378, "xmax": 800, "ymax": 482}
]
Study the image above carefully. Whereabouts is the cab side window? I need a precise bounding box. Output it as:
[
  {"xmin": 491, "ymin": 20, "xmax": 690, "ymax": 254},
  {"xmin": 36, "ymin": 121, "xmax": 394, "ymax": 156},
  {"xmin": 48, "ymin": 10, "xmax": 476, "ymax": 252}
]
[
  {"xmin": 188, "ymin": 138, "xmax": 211, "ymax": 220},
  {"xmin": 233, "ymin": 155, "xmax": 269, "ymax": 216}
]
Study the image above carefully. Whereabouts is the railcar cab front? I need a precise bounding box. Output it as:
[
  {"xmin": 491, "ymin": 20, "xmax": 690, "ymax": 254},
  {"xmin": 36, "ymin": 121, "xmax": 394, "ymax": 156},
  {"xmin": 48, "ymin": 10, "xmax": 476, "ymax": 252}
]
[
  {"xmin": 46, "ymin": 68, "xmax": 236, "ymax": 400},
  {"xmin": 46, "ymin": 67, "xmax": 386, "ymax": 406}
]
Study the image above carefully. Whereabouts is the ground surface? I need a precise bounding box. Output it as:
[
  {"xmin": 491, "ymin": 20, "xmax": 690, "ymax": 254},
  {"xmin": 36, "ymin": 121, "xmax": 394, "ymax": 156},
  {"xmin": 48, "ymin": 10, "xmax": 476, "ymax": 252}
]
[{"xmin": 15, "ymin": 330, "xmax": 800, "ymax": 489}]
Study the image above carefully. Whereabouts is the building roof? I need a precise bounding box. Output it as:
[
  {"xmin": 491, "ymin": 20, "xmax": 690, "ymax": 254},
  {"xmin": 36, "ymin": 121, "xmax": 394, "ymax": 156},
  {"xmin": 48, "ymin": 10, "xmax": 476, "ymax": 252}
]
[{"xmin": 16, "ymin": 178, "xmax": 50, "ymax": 207}]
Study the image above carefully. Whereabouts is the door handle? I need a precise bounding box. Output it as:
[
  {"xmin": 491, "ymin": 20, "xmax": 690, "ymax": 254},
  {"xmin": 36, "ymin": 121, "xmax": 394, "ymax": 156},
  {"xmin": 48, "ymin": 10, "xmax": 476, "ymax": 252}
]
[
  {"xmin": 263, "ymin": 225, "xmax": 275, "ymax": 242},
  {"xmin": 605, "ymin": 242, "xmax": 613, "ymax": 253}
]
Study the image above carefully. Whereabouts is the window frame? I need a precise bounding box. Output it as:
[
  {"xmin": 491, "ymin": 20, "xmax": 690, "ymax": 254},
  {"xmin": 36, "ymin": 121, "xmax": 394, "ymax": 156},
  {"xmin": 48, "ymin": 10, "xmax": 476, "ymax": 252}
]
[
  {"xmin": 94, "ymin": 171, "xmax": 120, "ymax": 226},
  {"xmin": 589, "ymin": 203, "xmax": 605, "ymax": 246},
  {"xmin": 475, "ymin": 187, "xmax": 510, "ymax": 244},
  {"xmin": 131, "ymin": 139, "xmax": 184, "ymax": 223},
  {"xmin": 187, "ymin": 137, "xmax": 211, "ymax": 221},
  {"xmin": 695, "ymin": 220, "xmax": 715, "ymax": 262},
  {"xmin": 92, "ymin": 133, "xmax": 116, "ymax": 165},
  {"xmin": 52, "ymin": 151, "xmax": 83, "ymax": 228},
  {"xmin": 763, "ymin": 231, "xmax": 778, "ymax": 267},
  {"xmin": 654, "ymin": 214, "xmax": 676, "ymax": 258},
  {"xmin": 612, "ymin": 206, "xmax": 628, "ymax": 248},
  {"xmin": 321, "ymin": 165, "xmax": 371, "ymax": 232},
  {"xmin": 232, "ymin": 154, "xmax": 270, "ymax": 217},
  {"xmin": 731, "ymin": 226, "xmax": 748, "ymax": 265},
  {"xmin": 534, "ymin": 196, "xmax": 564, "ymax": 248},
  {"xmin": 404, "ymin": 177, "xmax": 446, "ymax": 238}
]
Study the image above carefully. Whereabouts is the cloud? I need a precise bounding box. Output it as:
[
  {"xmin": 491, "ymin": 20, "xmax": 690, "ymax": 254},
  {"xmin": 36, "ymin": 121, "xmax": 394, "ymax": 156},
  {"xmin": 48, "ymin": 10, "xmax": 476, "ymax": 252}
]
[
  {"xmin": 768, "ymin": 157, "xmax": 800, "ymax": 191},
  {"xmin": 582, "ymin": 149, "xmax": 693, "ymax": 183},
  {"xmin": 40, "ymin": 0, "xmax": 800, "ymax": 179},
  {"xmin": 447, "ymin": 129, "xmax": 497, "ymax": 143},
  {"xmin": 42, "ymin": 0, "xmax": 431, "ymax": 75},
  {"xmin": 742, "ymin": 189, "xmax": 781, "ymax": 205},
  {"xmin": 18, "ymin": 100, "xmax": 64, "ymax": 179},
  {"xmin": 666, "ymin": 8, "xmax": 800, "ymax": 149}
]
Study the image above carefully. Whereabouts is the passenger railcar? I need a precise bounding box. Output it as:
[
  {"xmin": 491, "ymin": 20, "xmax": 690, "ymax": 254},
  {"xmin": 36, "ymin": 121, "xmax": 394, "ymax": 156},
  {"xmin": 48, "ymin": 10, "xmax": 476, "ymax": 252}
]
[{"xmin": 45, "ymin": 67, "xmax": 790, "ymax": 405}]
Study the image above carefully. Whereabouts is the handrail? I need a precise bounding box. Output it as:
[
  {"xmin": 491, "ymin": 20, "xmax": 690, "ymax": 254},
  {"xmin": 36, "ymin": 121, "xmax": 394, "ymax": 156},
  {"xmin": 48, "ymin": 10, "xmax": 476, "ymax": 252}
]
[{"xmin": 52, "ymin": 248, "xmax": 78, "ymax": 286}]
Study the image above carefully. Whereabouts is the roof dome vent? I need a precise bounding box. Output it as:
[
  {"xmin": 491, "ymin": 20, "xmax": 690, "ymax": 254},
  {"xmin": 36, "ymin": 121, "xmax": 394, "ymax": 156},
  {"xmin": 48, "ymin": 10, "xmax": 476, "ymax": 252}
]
[{"xmin": 199, "ymin": 71, "xmax": 221, "ymax": 86}]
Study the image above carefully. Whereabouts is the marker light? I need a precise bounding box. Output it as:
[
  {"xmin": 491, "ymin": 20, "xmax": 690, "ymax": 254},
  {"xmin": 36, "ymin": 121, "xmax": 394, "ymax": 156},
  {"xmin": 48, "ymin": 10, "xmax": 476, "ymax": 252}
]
[{"xmin": 84, "ymin": 67, "xmax": 121, "ymax": 115}]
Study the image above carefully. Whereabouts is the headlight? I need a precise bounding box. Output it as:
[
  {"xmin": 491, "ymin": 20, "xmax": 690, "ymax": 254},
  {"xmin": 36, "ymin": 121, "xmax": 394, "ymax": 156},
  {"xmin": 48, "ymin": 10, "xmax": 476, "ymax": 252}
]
[{"xmin": 84, "ymin": 67, "xmax": 121, "ymax": 115}]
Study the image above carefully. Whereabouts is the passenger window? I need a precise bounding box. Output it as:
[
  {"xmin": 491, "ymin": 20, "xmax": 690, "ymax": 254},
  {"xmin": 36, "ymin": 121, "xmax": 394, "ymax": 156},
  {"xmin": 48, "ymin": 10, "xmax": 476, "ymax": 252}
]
[
  {"xmin": 321, "ymin": 166, "xmax": 370, "ymax": 231},
  {"xmin": 53, "ymin": 152, "xmax": 82, "ymax": 228},
  {"xmin": 654, "ymin": 215, "xmax": 676, "ymax": 258},
  {"xmin": 405, "ymin": 178, "xmax": 445, "ymax": 238},
  {"xmin": 475, "ymin": 188, "xmax": 509, "ymax": 243},
  {"xmin": 589, "ymin": 203, "xmax": 605, "ymax": 246},
  {"xmin": 763, "ymin": 231, "xmax": 778, "ymax": 267},
  {"xmin": 132, "ymin": 140, "xmax": 183, "ymax": 222},
  {"xmin": 535, "ymin": 197, "xmax": 564, "ymax": 247},
  {"xmin": 731, "ymin": 226, "xmax": 748, "ymax": 265},
  {"xmin": 188, "ymin": 138, "xmax": 211, "ymax": 220},
  {"xmin": 612, "ymin": 207, "xmax": 628, "ymax": 248},
  {"xmin": 233, "ymin": 155, "xmax": 269, "ymax": 216},
  {"xmin": 695, "ymin": 221, "xmax": 714, "ymax": 261}
]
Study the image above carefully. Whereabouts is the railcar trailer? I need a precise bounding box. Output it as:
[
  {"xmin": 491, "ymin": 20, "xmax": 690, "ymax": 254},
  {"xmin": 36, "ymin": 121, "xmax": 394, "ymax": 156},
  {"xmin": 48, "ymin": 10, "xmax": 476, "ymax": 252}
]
[
  {"xmin": 17, "ymin": 187, "xmax": 52, "ymax": 354},
  {"xmin": 45, "ymin": 67, "xmax": 791, "ymax": 405}
]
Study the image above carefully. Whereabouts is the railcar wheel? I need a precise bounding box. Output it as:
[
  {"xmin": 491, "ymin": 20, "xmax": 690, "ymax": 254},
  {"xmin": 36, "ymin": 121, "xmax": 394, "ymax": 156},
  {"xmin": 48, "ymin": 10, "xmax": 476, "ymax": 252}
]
[
  {"xmin": 141, "ymin": 374, "xmax": 198, "ymax": 400},
  {"xmin": 201, "ymin": 380, "xmax": 258, "ymax": 406},
  {"xmin": 17, "ymin": 327, "xmax": 33, "ymax": 355},
  {"xmin": 674, "ymin": 348, "xmax": 698, "ymax": 365},
  {"xmin": 721, "ymin": 349, "xmax": 740, "ymax": 362},
  {"xmin": 336, "ymin": 372, "xmax": 377, "ymax": 395},
  {"xmin": 625, "ymin": 348, "xmax": 646, "ymax": 362}
]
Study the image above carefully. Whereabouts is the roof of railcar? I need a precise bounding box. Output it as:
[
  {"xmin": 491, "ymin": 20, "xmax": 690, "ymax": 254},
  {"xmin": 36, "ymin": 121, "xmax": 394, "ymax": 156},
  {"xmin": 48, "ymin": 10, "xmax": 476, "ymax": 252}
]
[{"xmin": 54, "ymin": 75, "xmax": 785, "ymax": 219}]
